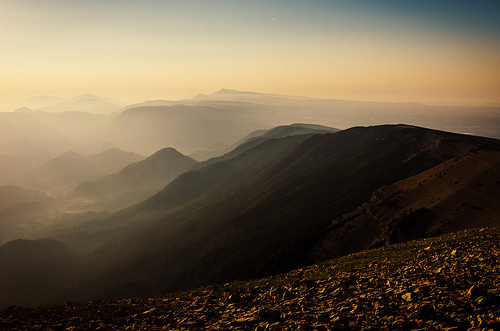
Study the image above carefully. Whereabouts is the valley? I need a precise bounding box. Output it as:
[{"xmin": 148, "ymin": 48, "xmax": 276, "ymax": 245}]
[
  {"xmin": 0, "ymin": 91, "xmax": 498, "ymax": 327},
  {"xmin": 3, "ymin": 1, "xmax": 499, "ymax": 328}
]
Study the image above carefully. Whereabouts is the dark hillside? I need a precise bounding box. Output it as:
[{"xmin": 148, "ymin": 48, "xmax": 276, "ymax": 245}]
[
  {"xmin": 73, "ymin": 125, "xmax": 500, "ymax": 300},
  {"xmin": 196, "ymin": 123, "xmax": 338, "ymax": 168},
  {"xmin": 0, "ymin": 238, "xmax": 80, "ymax": 308},
  {"xmin": 311, "ymin": 147, "xmax": 500, "ymax": 261},
  {"xmin": 1, "ymin": 125, "xmax": 498, "ymax": 309},
  {"xmin": 67, "ymin": 134, "xmax": 318, "ymax": 300}
]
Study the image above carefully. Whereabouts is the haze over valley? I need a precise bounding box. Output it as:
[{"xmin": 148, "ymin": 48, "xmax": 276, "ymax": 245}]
[
  {"xmin": 0, "ymin": 90, "xmax": 499, "ymax": 310},
  {"xmin": 1, "ymin": 1, "xmax": 499, "ymax": 328}
]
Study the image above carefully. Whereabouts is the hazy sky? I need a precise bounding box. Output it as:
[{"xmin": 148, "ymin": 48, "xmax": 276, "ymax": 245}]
[{"xmin": 1, "ymin": 0, "xmax": 499, "ymax": 106}]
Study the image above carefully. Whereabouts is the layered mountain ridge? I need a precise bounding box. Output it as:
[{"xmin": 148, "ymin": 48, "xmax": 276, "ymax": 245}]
[
  {"xmin": 71, "ymin": 147, "xmax": 198, "ymax": 211},
  {"xmin": 48, "ymin": 125, "xmax": 500, "ymax": 305},
  {"xmin": 0, "ymin": 123, "xmax": 499, "ymax": 310},
  {"xmin": 26, "ymin": 149, "xmax": 144, "ymax": 193}
]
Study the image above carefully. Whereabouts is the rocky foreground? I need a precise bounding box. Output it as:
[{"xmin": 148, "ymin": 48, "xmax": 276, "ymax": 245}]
[{"xmin": 1, "ymin": 227, "xmax": 499, "ymax": 330}]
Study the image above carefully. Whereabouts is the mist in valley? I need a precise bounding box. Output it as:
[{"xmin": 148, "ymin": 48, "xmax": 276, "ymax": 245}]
[
  {"xmin": 1, "ymin": 2, "xmax": 499, "ymax": 323},
  {"xmin": 1, "ymin": 90, "xmax": 499, "ymax": 309}
]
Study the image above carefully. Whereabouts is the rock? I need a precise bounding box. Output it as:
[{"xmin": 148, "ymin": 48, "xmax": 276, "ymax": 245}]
[
  {"xmin": 402, "ymin": 292, "xmax": 412, "ymax": 302},
  {"xmin": 465, "ymin": 284, "xmax": 483, "ymax": 299},
  {"xmin": 227, "ymin": 293, "xmax": 242, "ymax": 303},
  {"xmin": 0, "ymin": 227, "xmax": 498, "ymax": 330}
]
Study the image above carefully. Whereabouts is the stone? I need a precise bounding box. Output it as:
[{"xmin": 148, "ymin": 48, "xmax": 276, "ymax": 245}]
[{"xmin": 402, "ymin": 292, "xmax": 412, "ymax": 302}]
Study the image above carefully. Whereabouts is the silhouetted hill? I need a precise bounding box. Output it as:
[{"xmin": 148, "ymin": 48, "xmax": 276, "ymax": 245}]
[
  {"xmin": 205, "ymin": 88, "xmax": 317, "ymax": 103},
  {"xmin": 14, "ymin": 95, "xmax": 65, "ymax": 110},
  {"xmin": 200, "ymin": 89, "xmax": 500, "ymax": 140},
  {"xmin": 71, "ymin": 148, "xmax": 197, "ymax": 211},
  {"xmin": 196, "ymin": 123, "xmax": 339, "ymax": 167},
  {"xmin": 38, "ymin": 94, "xmax": 122, "ymax": 114},
  {"xmin": 0, "ymin": 238, "xmax": 79, "ymax": 308},
  {"xmin": 3, "ymin": 90, "xmax": 499, "ymax": 165},
  {"xmin": 29, "ymin": 149, "xmax": 143, "ymax": 193},
  {"xmin": 122, "ymin": 99, "xmax": 181, "ymax": 110},
  {"xmin": 103, "ymin": 103, "xmax": 276, "ymax": 155},
  {"xmin": 68, "ymin": 125, "xmax": 500, "ymax": 301},
  {"xmin": 2, "ymin": 124, "xmax": 499, "ymax": 309}
]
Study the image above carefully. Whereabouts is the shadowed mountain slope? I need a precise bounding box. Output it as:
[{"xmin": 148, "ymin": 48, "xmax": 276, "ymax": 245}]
[
  {"xmin": 0, "ymin": 238, "xmax": 80, "ymax": 308},
  {"xmin": 310, "ymin": 147, "xmax": 500, "ymax": 262},
  {"xmin": 196, "ymin": 123, "xmax": 339, "ymax": 167},
  {"xmin": 70, "ymin": 125, "xmax": 500, "ymax": 301},
  {"xmin": 1, "ymin": 124, "xmax": 499, "ymax": 309},
  {"xmin": 71, "ymin": 148, "xmax": 198, "ymax": 211}
]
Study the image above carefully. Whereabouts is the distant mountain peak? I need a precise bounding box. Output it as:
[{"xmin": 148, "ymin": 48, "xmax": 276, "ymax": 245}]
[
  {"xmin": 150, "ymin": 147, "xmax": 183, "ymax": 158},
  {"xmin": 70, "ymin": 94, "xmax": 121, "ymax": 104},
  {"xmin": 14, "ymin": 106, "xmax": 33, "ymax": 113},
  {"xmin": 1, "ymin": 237, "xmax": 69, "ymax": 252},
  {"xmin": 212, "ymin": 88, "xmax": 261, "ymax": 96},
  {"xmin": 74, "ymin": 93, "xmax": 99, "ymax": 98},
  {"xmin": 35, "ymin": 94, "xmax": 123, "ymax": 114},
  {"xmin": 208, "ymin": 89, "xmax": 317, "ymax": 101}
]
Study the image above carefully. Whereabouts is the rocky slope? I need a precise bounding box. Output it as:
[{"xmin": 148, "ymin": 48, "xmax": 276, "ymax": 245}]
[
  {"xmin": 1, "ymin": 227, "xmax": 498, "ymax": 330},
  {"xmin": 310, "ymin": 147, "xmax": 500, "ymax": 262}
]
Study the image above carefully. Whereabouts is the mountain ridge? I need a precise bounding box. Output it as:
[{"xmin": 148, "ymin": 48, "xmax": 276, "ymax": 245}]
[
  {"xmin": 28, "ymin": 149, "xmax": 143, "ymax": 193},
  {"xmin": 194, "ymin": 123, "xmax": 339, "ymax": 167},
  {"xmin": 0, "ymin": 124, "xmax": 499, "ymax": 310},
  {"xmin": 310, "ymin": 146, "xmax": 500, "ymax": 262},
  {"xmin": 71, "ymin": 147, "xmax": 198, "ymax": 211},
  {"xmin": 62, "ymin": 124, "xmax": 500, "ymax": 302}
]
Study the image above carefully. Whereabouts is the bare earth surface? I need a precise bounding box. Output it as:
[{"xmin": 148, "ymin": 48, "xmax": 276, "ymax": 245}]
[{"xmin": 1, "ymin": 227, "xmax": 498, "ymax": 330}]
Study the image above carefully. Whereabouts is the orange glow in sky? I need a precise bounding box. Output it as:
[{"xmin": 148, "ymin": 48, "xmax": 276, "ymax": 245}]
[{"xmin": 1, "ymin": 0, "xmax": 499, "ymax": 107}]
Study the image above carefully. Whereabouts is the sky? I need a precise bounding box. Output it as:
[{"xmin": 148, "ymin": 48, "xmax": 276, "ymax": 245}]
[{"xmin": 1, "ymin": 0, "xmax": 499, "ymax": 107}]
